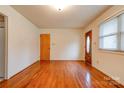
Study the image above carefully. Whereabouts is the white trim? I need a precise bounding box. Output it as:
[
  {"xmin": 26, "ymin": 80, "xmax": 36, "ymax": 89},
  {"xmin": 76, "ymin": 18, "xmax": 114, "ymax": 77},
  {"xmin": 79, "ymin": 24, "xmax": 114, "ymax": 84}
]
[
  {"xmin": 0, "ymin": 13, "xmax": 8, "ymax": 80},
  {"xmin": 99, "ymin": 49, "xmax": 124, "ymax": 56},
  {"xmin": 4, "ymin": 16, "xmax": 8, "ymax": 79},
  {"xmin": 99, "ymin": 33, "xmax": 118, "ymax": 38},
  {"xmin": 118, "ymin": 14, "xmax": 121, "ymax": 50},
  {"xmin": 99, "ymin": 10, "xmax": 124, "ymax": 26}
]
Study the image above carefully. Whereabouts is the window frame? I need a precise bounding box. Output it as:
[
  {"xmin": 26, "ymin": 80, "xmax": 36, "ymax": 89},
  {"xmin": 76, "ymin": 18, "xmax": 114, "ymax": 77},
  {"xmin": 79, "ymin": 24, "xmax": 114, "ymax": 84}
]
[{"xmin": 99, "ymin": 11, "xmax": 124, "ymax": 52}]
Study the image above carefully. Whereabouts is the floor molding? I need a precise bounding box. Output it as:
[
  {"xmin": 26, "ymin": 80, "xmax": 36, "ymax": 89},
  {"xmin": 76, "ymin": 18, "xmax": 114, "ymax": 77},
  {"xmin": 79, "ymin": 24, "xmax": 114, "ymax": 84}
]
[
  {"xmin": 50, "ymin": 60, "xmax": 84, "ymax": 62},
  {"xmin": 9, "ymin": 60, "xmax": 39, "ymax": 79},
  {"xmin": 0, "ymin": 78, "xmax": 4, "ymax": 83},
  {"xmin": 92, "ymin": 65, "xmax": 124, "ymax": 87}
]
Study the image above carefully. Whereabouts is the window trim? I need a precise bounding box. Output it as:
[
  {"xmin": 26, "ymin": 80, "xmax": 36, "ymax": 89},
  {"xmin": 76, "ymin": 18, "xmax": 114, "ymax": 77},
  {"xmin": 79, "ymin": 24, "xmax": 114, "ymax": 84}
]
[
  {"xmin": 99, "ymin": 10, "xmax": 124, "ymax": 26},
  {"xmin": 99, "ymin": 48, "xmax": 124, "ymax": 53},
  {"xmin": 99, "ymin": 33, "xmax": 118, "ymax": 38}
]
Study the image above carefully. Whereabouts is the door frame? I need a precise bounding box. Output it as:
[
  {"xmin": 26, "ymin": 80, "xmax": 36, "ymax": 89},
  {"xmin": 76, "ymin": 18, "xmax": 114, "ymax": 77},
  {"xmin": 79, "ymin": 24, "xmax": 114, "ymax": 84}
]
[
  {"xmin": 40, "ymin": 34, "xmax": 50, "ymax": 61},
  {"xmin": 0, "ymin": 12, "xmax": 8, "ymax": 79},
  {"xmin": 85, "ymin": 30, "xmax": 92, "ymax": 65}
]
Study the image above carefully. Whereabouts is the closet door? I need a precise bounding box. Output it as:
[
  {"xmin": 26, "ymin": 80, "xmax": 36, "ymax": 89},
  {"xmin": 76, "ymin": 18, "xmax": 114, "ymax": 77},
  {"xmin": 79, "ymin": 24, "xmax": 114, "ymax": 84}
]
[{"xmin": 0, "ymin": 27, "xmax": 5, "ymax": 77}]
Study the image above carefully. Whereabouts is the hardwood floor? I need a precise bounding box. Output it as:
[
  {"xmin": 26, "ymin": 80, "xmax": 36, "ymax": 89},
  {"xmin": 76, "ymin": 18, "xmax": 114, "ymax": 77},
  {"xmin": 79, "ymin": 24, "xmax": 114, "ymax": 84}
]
[{"xmin": 0, "ymin": 61, "xmax": 123, "ymax": 88}]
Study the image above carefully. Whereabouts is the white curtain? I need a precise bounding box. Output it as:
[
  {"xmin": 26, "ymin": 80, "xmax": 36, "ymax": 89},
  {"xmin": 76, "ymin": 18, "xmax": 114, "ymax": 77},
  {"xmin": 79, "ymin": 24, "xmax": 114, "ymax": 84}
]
[
  {"xmin": 100, "ymin": 18, "xmax": 118, "ymax": 50},
  {"xmin": 99, "ymin": 13, "xmax": 124, "ymax": 51}
]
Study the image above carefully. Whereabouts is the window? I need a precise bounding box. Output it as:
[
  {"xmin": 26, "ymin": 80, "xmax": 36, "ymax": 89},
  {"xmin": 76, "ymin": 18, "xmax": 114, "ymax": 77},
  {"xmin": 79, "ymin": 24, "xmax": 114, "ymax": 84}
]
[
  {"xmin": 86, "ymin": 36, "xmax": 90, "ymax": 53},
  {"xmin": 99, "ymin": 13, "xmax": 124, "ymax": 52}
]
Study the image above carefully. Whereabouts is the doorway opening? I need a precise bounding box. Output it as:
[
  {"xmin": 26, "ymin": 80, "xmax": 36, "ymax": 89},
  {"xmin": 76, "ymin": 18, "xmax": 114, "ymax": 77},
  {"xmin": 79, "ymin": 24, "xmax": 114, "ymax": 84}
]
[
  {"xmin": 85, "ymin": 30, "xmax": 92, "ymax": 65},
  {"xmin": 0, "ymin": 13, "xmax": 8, "ymax": 82}
]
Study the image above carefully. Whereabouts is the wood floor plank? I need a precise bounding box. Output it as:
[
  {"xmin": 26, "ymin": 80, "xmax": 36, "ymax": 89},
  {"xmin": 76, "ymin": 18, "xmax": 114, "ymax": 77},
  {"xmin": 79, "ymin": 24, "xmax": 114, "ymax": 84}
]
[{"xmin": 0, "ymin": 61, "xmax": 123, "ymax": 88}]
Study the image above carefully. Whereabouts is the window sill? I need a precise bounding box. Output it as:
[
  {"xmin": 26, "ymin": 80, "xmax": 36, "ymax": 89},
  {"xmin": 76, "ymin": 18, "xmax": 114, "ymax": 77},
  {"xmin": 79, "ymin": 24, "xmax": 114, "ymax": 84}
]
[{"xmin": 98, "ymin": 49, "xmax": 124, "ymax": 56}]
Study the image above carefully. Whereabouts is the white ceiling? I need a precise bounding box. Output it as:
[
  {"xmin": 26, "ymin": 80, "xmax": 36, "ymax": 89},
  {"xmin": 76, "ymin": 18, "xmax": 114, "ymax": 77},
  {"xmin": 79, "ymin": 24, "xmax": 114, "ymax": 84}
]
[{"xmin": 12, "ymin": 5, "xmax": 110, "ymax": 29}]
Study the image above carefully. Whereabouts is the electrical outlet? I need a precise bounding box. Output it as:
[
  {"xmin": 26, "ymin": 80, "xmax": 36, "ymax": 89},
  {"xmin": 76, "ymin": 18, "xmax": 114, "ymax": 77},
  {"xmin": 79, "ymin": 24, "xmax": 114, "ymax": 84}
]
[
  {"xmin": 96, "ymin": 60, "xmax": 99, "ymax": 64},
  {"xmin": 52, "ymin": 43, "xmax": 56, "ymax": 46}
]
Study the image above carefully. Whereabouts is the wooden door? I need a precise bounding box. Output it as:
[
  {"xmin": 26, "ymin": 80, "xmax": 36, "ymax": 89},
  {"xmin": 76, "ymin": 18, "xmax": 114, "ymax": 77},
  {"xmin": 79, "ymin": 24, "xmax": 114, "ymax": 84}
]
[
  {"xmin": 40, "ymin": 34, "xmax": 50, "ymax": 61},
  {"xmin": 85, "ymin": 31, "xmax": 92, "ymax": 65}
]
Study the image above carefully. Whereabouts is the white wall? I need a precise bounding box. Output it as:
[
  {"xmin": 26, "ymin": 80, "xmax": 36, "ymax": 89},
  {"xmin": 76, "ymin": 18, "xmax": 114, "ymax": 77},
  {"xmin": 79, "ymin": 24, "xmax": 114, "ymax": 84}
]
[
  {"xmin": 39, "ymin": 29, "xmax": 83, "ymax": 60},
  {"xmin": 83, "ymin": 6, "xmax": 124, "ymax": 85},
  {"xmin": 0, "ymin": 6, "xmax": 40, "ymax": 78}
]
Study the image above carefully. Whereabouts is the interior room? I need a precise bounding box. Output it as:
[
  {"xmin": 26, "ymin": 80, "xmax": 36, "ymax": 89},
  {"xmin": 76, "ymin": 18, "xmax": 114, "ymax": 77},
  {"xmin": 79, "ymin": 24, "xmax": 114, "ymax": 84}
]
[{"xmin": 0, "ymin": 5, "xmax": 124, "ymax": 88}]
